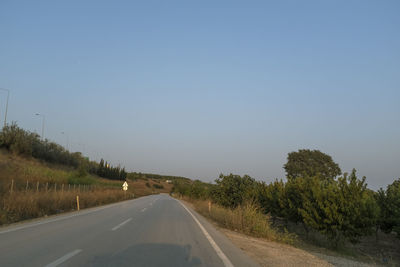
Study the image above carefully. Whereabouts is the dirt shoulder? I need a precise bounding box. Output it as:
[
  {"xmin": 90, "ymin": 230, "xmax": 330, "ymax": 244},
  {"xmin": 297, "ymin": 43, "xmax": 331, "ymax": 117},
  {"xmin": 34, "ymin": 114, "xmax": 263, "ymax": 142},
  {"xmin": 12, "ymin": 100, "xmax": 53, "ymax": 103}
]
[
  {"xmin": 181, "ymin": 199, "xmax": 377, "ymax": 267},
  {"xmin": 222, "ymin": 228, "xmax": 378, "ymax": 267},
  {"xmin": 221, "ymin": 228, "xmax": 332, "ymax": 266}
]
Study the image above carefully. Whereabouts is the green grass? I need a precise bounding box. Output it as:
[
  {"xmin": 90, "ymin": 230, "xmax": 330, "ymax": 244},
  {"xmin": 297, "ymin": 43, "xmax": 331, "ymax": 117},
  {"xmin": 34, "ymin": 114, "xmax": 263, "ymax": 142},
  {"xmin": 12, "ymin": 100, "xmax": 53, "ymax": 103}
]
[
  {"xmin": 0, "ymin": 150, "xmax": 123, "ymax": 191},
  {"xmin": 67, "ymin": 174, "xmax": 97, "ymax": 185}
]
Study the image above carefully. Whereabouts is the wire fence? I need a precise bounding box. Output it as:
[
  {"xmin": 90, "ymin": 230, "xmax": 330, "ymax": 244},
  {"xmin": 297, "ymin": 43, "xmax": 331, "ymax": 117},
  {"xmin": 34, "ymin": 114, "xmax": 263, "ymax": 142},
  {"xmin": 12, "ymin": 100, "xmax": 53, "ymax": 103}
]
[{"xmin": 3, "ymin": 179, "xmax": 120, "ymax": 195}]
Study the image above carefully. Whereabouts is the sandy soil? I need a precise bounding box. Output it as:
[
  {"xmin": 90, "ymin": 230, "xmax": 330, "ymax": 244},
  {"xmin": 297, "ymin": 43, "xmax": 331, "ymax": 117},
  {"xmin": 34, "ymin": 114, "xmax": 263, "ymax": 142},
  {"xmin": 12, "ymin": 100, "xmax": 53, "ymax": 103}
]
[
  {"xmin": 221, "ymin": 228, "xmax": 379, "ymax": 267},
  {"xmin": 221, "ymin": 228, "xmax": 331, "ymax": 266}
]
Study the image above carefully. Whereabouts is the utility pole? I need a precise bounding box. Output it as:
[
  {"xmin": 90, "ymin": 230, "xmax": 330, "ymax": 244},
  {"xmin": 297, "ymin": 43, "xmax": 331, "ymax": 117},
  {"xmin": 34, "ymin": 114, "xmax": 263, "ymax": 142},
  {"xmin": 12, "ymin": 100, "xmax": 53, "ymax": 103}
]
[
  {"xmin": 0, "ymin": 88, "xmax": 10, "ymax": 127},
  {"xmin": 35, "ymin": 113, "xmax": 45, "ymax": 140},
  {"xmin": 61, "ymin": 131, "xmax": 69, "ymax": 151}
]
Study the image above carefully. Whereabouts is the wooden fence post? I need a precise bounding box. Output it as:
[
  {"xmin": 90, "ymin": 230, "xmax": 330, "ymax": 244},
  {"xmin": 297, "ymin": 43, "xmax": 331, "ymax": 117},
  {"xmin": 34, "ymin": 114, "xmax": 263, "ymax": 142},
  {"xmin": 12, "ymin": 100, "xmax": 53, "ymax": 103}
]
[
  {"xmin": 76, "ymin": 195, "xmax": 80, "ymax": 211},
  {"xmin": 45, "ymin": 182, "xmax": 48, "ymax": 192},
  {"xmin": 36, "ymin": 181, "xmax": 39, "ymax": 192},
  {"xmin": 61, "ymin": 184, "xmax": 64, "ymax": 194},
  {"xmin": 26, "ymin": 180, "xmax": 29, "ymax": 192},
  {"xmin": 54, "ymin": 183, "xmax": 57, "ymax": 192}
]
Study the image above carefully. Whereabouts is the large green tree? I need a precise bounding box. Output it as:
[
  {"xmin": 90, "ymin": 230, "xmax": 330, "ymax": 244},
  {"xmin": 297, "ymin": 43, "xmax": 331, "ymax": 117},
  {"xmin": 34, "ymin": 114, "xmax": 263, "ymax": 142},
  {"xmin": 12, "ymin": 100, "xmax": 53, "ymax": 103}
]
[{"xmin": 284, "ymin": 149, "xmax": 341, "ymax": 180}]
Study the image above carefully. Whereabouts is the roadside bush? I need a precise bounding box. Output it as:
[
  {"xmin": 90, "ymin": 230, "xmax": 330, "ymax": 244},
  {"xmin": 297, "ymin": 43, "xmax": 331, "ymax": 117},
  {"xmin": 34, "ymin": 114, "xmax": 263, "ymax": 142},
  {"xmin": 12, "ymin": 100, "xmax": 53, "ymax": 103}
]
[
  {"xmin": 296, "ymin": 171, "xmax": 379, "ymax": 246},
  {"xmin": 188, "ymin": 180, "xmax": 211, "ymax": 199},
  {"xmin": 0, "ymin": 123, "xmax": 36, "ymax": 155},
  {"xmin": 276, "ymin": 176, "xmax": 309, "ymax": 225},
  {"xmin": 212, "ymin": 174, "xmax": 257, "ymax": 208},
  {"xmin": 152, "ymin": 183, "xmax": 164, "ymax": 189},
  {"xmin": 258, "ymin": 180, "xmax": 285, "ymax": 220},
  {"xmin": 171, "ymin": 179, "xmax": 214, "ymax": 199},
  {"xmin": 378, "ymin": 178, "xmax": 400, "ymax": 238}
]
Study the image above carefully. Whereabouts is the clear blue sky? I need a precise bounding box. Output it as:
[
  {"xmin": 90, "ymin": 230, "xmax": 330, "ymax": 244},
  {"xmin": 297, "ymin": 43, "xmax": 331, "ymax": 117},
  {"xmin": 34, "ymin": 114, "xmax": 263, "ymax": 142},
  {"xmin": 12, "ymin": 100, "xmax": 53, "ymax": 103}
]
[{"xmin": 1, "ymin": 1, "xmax": 399, "ymax": 189}]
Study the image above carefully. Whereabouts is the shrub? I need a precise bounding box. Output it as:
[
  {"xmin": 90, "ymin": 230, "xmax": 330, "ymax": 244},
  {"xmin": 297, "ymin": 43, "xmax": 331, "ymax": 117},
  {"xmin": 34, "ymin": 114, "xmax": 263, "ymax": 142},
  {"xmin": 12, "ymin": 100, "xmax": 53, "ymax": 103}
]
[
  {"xmin": 212, "ymin": 174, "xmax": 257, "ymax": 208},
  {"xmin": 0, "ymin": 123, "xmax": 36, "ymax": 155},
  {"xmin": 257, "ymin": 180, "xmax": 285, "ymax": 220},
  {"xmin": 152, "ymin": 183, "xmax": 164, "ymax": 189},
  {"xmin": 378, "ymin": 178, "xmax": 400, "ymax": 237},
  {"xmin": 296, "ymin": 171, "xmax": 379, "ymax": 246}
]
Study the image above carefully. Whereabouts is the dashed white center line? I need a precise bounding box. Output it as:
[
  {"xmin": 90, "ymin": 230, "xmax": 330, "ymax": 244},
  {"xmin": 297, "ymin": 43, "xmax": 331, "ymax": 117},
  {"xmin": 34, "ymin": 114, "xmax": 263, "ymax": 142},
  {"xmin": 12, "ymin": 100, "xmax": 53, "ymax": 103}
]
[
  {"xmin": 141, "ymin": 208, "xmax": 147, "ymax": 212},
  {"xmin": 45, "ymin": 249, "xmax": 82, "ymax": 267},
  {"xmin": 111, "ymin": 218, "xmax": 132, "ymax": 231}
]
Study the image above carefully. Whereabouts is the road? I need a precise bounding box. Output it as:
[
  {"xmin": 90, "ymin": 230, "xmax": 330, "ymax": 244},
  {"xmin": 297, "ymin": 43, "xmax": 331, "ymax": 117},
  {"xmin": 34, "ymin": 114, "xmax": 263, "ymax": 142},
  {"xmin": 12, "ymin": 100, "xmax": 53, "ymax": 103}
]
[{"xmin": 0, "ymin": 194, "xmax": 258, "ymax": 267}]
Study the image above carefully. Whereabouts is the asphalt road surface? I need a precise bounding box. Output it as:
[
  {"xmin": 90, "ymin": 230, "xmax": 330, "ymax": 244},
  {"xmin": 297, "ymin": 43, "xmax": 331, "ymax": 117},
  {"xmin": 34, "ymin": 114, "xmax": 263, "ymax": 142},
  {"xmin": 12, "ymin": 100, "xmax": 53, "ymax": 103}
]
[{"xmin": 0, "ymin": 194, "xmax": 258, "ymax": 267}]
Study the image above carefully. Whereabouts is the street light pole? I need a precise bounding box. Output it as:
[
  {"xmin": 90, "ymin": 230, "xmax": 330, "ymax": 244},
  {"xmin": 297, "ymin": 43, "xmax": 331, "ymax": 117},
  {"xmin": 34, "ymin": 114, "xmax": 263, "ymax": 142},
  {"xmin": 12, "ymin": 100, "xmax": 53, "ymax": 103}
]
[
  {"xmin": 61, "ymin": 132, "xmax": 69, "ymax": 151},
  {"xmin": 0, "ymin": 88, "xmax": 10, "ymax": 127},
  {"xmin": 35, "ymin": 113, "xmax": 45, "ymax": 140},
  {"xmin": 78, "ymin": 143, "xmax": 86, "ymax": 155}
]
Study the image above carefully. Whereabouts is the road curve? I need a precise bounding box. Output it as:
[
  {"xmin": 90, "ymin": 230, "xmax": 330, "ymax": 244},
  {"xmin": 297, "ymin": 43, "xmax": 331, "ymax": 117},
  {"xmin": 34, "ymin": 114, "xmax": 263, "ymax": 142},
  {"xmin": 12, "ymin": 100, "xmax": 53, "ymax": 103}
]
[{"xmin": 0, "ymin": 194, "xmax": 258, "ymax": 267}]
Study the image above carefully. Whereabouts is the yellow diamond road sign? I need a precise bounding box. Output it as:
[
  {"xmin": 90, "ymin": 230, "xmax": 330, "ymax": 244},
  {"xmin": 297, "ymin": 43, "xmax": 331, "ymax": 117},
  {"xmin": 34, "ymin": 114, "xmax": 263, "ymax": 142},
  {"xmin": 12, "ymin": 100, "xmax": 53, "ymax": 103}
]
[{"xmin": 122, "ymin": 181, "xmax": 128, "ymax": 191}]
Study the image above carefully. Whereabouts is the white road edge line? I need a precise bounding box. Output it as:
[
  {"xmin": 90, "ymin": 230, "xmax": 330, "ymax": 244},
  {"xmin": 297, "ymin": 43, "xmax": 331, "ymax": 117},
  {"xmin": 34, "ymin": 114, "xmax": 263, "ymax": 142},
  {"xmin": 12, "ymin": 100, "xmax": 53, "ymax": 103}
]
[
  {"xmin": 45, "ymin": 249, "xmax": 82, "ymax": 267},
  {"xmin": 111, "ymin": 218, "xmax": 132, "ymax": 231},
  {"xmin": 177, "ymin": 200, "xmax": 234, "ymax": 267}
]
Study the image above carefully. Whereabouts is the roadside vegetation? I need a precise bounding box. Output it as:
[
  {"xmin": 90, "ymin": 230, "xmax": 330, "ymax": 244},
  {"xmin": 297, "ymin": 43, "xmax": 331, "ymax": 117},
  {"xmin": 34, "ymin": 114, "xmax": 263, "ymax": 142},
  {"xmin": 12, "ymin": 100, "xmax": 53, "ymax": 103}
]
[
  {"xmin": 2, "ymin": 123, "xmax": 399, "ymax": 264},
  {"xmin": 0, "ymin": 124, "xmax": 174, "ymax": 225},
  {"xmin": 0, "ymin": 123, "xmax": 126, "ymax": 181},
  {"xmin": 188, "ymin": 198, "xmax": 296, "ymax": 244},
  {"xmin": 172, "ymin": 149, "xmax": 400, "ymax": 265},
  {"xmin": 0, "ymin": 150, "xmax": 174, "ymax": 225}
]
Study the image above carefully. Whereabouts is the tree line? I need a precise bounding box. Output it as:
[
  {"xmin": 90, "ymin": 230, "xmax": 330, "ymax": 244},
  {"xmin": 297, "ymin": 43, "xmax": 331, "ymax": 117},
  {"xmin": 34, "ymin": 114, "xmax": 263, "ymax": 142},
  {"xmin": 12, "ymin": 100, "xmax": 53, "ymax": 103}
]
[
  {"xmin": 97, "ymin": 159, "xmax": 127, "ymax": 180},
  {"xmin": 127, "ymin": 171, "xmax": 190, "ymax": 182},
  {"xmin": 172, "ymin": 149, "xmax": 400, "ymax": 246}
]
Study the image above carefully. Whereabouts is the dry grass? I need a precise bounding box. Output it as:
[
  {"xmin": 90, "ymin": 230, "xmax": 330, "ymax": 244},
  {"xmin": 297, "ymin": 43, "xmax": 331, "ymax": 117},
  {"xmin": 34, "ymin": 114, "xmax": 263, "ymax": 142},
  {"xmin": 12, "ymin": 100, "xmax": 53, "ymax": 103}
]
[
  {"xmin": 0, "ymin": 150, "xmax": 174, "ymax": 226},
  {"xmin": 0, "ymin": 180, "xmax": 173, "ymax": 226},
  {"xmin": 185, "ymin": 198, "xmax": 296, "ymax": 245},
  {"xmin": 0, "ymin": 189, "xmax": 132, "ymax": 225},
  {"xmin": 129, "ymin": 178, "xmax": 173, "ymax": 196}
]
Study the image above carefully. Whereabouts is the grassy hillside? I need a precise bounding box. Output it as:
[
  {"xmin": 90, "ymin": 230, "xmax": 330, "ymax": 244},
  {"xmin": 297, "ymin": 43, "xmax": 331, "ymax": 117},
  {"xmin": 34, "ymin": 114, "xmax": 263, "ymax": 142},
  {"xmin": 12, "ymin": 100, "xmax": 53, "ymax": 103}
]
[{"xmin": 0, "ymin": 150, "xmax": 173, "ymax": 225}]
